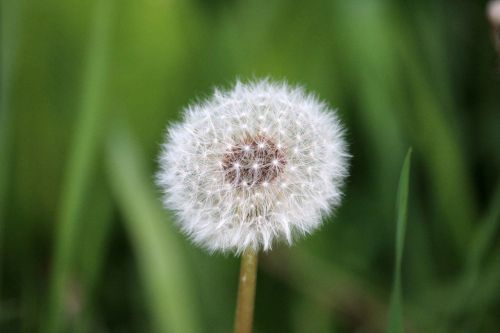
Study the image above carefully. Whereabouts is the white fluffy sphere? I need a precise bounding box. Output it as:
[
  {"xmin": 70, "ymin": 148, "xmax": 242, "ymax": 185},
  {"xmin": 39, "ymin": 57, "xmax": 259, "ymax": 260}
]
[{"xmin": 157, "ymin": 80, "xmax": 349, "ymax": 254}]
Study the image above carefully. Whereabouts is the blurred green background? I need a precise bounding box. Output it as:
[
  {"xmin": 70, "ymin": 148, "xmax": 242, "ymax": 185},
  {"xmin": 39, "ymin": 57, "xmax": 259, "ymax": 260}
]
[{"xmin": 1, "ymin": 0, "xmax": 499, "ymax": 332}]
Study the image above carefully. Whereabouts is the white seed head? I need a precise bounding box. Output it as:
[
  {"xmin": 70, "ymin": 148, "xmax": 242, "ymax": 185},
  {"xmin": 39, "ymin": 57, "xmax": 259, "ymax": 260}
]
[{"xmin": 156, "ymin": 79, "xmax": 349, "ymax": 255}]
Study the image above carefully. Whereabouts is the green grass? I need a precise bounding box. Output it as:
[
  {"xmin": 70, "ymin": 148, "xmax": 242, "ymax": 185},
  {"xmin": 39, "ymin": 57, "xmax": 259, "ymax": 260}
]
[
  {"xmin": 1, "ymin": 0, "xmax": 499, "ymax": 332},
  {"xmin": 106, "ymin": 123, "xmax": 201, "ymax": 333},
  {"xmin": 43, "ymin": 1, "xmax": 113, "ymax": 332},
  {"xmin": 0, "ymin": 0, "xmax": 22, "ymax": 300},
  {"xmin": 387, "ymin": 148, "xmax": 412, "ymax": 333}
]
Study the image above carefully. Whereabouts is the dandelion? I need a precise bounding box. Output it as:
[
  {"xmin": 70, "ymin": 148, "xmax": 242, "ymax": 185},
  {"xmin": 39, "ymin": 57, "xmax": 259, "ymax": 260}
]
[
  {"xmin": 156, "ymin": 79, "xmax": 349, "ymax": 333},
  {"xmin": 157, "ymin": 80, "xmax": 349, "ymax": 253}
]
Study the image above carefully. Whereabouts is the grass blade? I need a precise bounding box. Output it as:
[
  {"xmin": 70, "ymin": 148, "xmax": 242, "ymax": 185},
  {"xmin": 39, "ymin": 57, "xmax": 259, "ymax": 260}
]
[
  {"xmin": 74, "ymin": 183, "xmax": 113, "ymax": 332},
  {"xmin": 106, "ymin": 123, "xmax": 201, "ymax": 333},
  {"xmin": 440, "ymin": 181, "xmax": 500, "ymax": 321},
  {"xmin": 397, "ymin": 30, "xmax": 476, "ymax": 253},
  {"xmin": 43, "ymin": 1, "xmax": 112, "ymax": 332},
  {"xmin": 387, "ymin": 148, "xmax": 412, "ymax": 333},
  {"xmin": 0, "ymin": 0, "xmax": 23, "ymax": 297},
  {"xmin": 466, "ymin": 181, "xmax": 500, "ymax": 273}
]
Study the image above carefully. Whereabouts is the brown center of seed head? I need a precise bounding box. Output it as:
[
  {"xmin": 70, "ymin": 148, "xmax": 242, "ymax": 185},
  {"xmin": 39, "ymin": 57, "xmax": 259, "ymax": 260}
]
[{"xmin": 222, "ymin": 135, "xmax": 286, "ymax": 188}]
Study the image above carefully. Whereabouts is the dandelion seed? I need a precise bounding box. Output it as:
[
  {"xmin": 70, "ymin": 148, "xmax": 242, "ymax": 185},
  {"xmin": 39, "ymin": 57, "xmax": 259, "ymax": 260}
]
[{"xmin": 156, "ymin": 79, "xmax": 349, "ymax": 254}]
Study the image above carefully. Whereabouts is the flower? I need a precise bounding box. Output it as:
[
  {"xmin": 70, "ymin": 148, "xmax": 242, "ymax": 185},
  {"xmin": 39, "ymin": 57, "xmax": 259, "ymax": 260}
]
[{"xmin": 156, "ymin": 79, "xmax": 349, "ymax": 254}]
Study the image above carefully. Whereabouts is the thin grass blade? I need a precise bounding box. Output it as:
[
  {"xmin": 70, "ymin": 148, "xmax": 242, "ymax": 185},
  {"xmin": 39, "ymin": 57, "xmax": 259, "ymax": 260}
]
[
  {"xmin": 43, "ymin": 1, "xmax": 113, "ymax": 332},
  {"xmin": 106, "ymin": 123, "xmax": 201, "ymax": 333},
  {"xmin": 387, "ymin": 148, "xmax": 412, "ymax": 333}
]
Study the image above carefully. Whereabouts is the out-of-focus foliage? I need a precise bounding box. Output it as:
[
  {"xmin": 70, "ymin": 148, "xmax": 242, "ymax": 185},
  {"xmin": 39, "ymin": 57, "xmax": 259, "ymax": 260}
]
[
  {"xmin": 0, "ymin": 0, "xmax": 499, "ymax": 332},
  {"xmin": 387, "ymin": 149, "xmax": 411, "ymax": 333}
]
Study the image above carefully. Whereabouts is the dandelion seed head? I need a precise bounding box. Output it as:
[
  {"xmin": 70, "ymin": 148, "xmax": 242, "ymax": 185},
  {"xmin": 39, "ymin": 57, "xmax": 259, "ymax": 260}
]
[{"xmin": 156, "ymin": 79, "xmax": 349, "ymax": 254}]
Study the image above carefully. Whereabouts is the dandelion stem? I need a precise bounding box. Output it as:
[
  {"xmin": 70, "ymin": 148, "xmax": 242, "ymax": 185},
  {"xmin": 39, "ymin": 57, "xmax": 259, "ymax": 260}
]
[{"xmin": 234, "ymin": 249, "xmax": 258, "ymax": 333}]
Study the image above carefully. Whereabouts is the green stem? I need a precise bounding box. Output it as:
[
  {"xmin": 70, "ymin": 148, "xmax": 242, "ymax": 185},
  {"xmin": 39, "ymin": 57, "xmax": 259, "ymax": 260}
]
[{"xmin": 234, "ymin": 249, "xmax": 258, "ymax": 333}]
